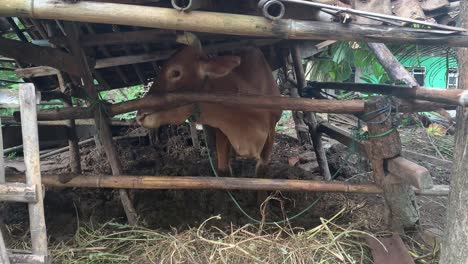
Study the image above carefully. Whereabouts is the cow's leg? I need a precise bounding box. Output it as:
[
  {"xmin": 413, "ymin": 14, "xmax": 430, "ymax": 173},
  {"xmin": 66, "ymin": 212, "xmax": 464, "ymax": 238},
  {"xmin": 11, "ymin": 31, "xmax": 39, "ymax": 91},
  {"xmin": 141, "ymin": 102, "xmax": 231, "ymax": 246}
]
[
  {"xmin": 215, "ymin": 128, "xmax": 232, "ymax": 176},
  {"xmin": 255, "ymin": 128, "xmax": 276, "ymax": 177},
  {"xmin": 255, "ymin": 128, "xmax": 276, "ymax": 206},
  {"xmin": 212, "ymin": 128, "xmax": 231, "ymax": 214}
]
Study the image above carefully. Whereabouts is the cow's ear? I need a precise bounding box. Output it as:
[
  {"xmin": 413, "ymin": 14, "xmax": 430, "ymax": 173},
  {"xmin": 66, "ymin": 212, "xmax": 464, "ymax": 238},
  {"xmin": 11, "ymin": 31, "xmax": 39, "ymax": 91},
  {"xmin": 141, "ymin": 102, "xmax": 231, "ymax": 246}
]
[{"xmin": 199, "ymin": 56, "xmax": 241, "ymax": 78}]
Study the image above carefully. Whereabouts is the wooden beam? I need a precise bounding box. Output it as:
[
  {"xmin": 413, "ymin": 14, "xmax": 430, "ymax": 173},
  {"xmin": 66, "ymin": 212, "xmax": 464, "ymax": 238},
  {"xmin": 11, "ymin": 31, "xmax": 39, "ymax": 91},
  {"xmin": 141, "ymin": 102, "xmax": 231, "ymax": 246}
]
[
  {"xmin": 0, "ymin": 37, "xmax": 81, "ymax": 76},
  {"xmin": 291, "ymin": 43, "xmax": 331, "ymax": 180},
  {"xmin": 79, "ymin": 29, "xmax": 175, "ymax": 46},
  {"xmin": 0, "ymin": 183, "xmax": 37, "ymax": 203},
  {"xmin": 63, "ymin": 21, "xmax": 138, "ymax": 225},
  {"xmin": 2, "ymin": 1, "xmax": 468, "ymax": 46},
  {"xmin": 15, "ymin": 66, "xmax": 58, "ymax": 79},
  {"xmin": 15, "ymin": 39, "xmax": 278, "ymax": 78}
]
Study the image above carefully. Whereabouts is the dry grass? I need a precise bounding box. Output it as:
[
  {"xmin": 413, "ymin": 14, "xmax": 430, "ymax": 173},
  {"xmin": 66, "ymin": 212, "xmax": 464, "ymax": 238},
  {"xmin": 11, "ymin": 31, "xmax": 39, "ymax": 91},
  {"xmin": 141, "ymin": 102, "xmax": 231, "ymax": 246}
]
[{"xmin": 6, "ymin": 208, "xmax": 380, "ymax": 264}]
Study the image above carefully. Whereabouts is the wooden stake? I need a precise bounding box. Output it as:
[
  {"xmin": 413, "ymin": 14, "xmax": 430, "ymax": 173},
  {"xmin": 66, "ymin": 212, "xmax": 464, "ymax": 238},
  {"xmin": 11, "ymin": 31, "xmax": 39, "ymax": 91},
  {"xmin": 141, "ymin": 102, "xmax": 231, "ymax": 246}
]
[
  {"xmin": 290, "ymin": 43, "xmax": 331, "ymax": 180},
  {"xmin": 57, "ymin": 73, "xmax": 82, "ymax": 174},
  {"xmin": 364, "ymin": 97, "xmax": 419, "ymax": 231},
  {"xmin": 18, "ymin": 83, "xmax": 48, "ymax": 259}
]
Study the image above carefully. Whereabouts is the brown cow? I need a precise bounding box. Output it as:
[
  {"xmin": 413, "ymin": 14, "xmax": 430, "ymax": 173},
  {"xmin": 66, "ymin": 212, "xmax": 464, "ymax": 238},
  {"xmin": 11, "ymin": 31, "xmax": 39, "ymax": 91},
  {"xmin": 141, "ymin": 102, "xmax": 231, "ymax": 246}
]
[{"xmin": 136, "ymin": 42, "xmax": 282, "ymax": 177}]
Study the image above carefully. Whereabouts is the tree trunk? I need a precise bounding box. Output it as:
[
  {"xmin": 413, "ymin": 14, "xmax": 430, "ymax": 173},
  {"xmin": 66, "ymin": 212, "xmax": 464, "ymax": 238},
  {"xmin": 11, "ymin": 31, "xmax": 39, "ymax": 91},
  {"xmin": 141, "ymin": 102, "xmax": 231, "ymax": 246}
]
[{"xmin": 440, "ymin": 0, "xmax": 468, "ymax": 262}]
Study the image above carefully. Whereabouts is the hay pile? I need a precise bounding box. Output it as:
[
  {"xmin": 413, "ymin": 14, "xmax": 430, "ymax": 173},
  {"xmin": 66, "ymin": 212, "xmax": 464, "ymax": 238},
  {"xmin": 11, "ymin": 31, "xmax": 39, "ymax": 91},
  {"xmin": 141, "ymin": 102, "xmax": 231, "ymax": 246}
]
[{"xmin": 6, "ymin": 209, "xmax": 380, "ymax": 263}]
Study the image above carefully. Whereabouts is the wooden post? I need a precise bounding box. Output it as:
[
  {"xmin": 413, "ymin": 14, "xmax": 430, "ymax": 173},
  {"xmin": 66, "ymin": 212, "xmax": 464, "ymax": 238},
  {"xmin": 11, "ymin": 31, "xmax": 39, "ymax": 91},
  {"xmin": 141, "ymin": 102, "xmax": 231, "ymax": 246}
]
[
  {"xmin": 63, "ymin": 22, "xmax": 138, "ymax": 225},
  {"xmin": 364, "ymin": 97, "xmax": 419, "ymax": 231},
  {"xmin": 281, "ymin": 53, "xmax": 311, "ymax": 145},
  {"xmin": 0, "ymin": 228, "xmax": 10, "ymax": 264},
  {"xmin": 291, "ymin": 43, "xmax": 331, "ymax": 180},
  {"xmin": 440, "ymin": 0, "xmax": 468, "ymax": 262},
  {"xmin": 57, "ymin": 73, "xmax": 82, "ymax": 174},
  {"xmin": 0, "ymin": 117, "xmax": 4, "ymax": 183},
  {"xmin": 19, "ymin": 83, "xmax": 48, "ymax": 259}
]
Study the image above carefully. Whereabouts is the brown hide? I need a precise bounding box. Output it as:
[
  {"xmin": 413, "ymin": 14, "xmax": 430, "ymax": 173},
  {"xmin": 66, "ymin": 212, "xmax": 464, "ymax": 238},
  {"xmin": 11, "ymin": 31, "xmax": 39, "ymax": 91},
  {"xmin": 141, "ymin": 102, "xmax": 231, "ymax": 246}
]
[{"xmin": 137, "ymin": 45, "xmax": 282, "ymax": 175}]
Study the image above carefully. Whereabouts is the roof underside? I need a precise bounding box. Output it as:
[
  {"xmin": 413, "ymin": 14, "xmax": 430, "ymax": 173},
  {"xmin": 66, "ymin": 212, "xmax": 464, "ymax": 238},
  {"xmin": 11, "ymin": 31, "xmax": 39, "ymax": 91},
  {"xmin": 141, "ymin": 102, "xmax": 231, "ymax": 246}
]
[{"xmin": 0, "ymin": 0, "xmax": 461, "ymax": 94}]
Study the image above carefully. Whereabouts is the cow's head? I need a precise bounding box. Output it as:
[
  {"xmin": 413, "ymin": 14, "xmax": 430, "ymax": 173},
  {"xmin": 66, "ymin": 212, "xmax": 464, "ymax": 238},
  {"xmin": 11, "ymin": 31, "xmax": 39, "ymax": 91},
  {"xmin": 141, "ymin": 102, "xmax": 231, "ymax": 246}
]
[{"xmin": 136, "ymin": 38, "xmax": 241, "ymax": 128}]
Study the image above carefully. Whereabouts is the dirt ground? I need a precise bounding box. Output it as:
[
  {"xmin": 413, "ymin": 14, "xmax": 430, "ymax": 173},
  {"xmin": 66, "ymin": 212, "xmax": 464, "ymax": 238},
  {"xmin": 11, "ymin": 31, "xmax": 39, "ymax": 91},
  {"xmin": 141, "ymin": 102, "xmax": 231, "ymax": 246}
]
[{"xmin": 1, "ymin": 117, "xmax": 453, "ymax": 263}]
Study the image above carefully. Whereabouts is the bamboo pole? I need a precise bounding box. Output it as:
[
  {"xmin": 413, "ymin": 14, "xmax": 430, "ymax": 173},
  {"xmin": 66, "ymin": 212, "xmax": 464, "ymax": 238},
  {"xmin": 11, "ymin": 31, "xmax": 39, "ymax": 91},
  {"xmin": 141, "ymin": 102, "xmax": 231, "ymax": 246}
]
[
  {"xmin": 310, "ymin": 82, "xmax": 468, "ymax": 106},
  {"xmin": 33, "ymin": 94, "xmax": 366, "ymax": 121},
  {"xmin": 1, "ymin": 0, "xmax": 468, "ymax": 46},
  {"xmin": 18, "ymin": 83, "xmax": 48, "ymax": 259},
  {"xmin": 5, "ymin": 174, "xmax": 450, "ymax": 196}
]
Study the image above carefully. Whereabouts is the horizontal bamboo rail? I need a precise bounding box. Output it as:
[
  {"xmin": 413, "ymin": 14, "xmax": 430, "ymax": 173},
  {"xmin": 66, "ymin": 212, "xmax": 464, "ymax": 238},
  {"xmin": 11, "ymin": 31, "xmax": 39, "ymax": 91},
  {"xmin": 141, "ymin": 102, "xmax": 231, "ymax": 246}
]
[
  {"xmin": 1, "ymin": 0, "xmax": 468, "ymax": 46},
  {"xmin": 28, "ymin": 93, "xmax": 366, "ymax": 121},
  {"xmin": 310, "ymin": 82, "xmax": 468, "ymax": 106},
  {"xmin": 13, "ymin": 92, "xmax": 456, "ymax": 122},
  {"xmin": 6, "ymin": 174, "xmax": 449, "ymax": 196}
]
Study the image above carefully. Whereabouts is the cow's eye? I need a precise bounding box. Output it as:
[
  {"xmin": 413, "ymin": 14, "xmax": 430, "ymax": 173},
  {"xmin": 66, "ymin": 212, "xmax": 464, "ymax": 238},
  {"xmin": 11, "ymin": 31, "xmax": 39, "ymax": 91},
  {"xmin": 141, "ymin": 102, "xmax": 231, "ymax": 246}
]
[{"xmin": 171, "ymin": 69, "xmax": 181, "ymax": 79}]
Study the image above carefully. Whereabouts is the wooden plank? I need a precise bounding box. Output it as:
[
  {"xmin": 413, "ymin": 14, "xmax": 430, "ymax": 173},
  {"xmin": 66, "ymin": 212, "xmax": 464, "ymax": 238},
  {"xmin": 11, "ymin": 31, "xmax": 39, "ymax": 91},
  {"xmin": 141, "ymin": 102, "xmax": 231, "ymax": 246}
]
[
  {"xmin": 0, "ymin": 37, "xmax": 81, "ymax": 76},
  {"xmin": 366, "ymin": 234, "xmax": 415, "ymax": 264},
  {"xmin": 8, "ymin": 254, "xmax": 46, "ymax": 264},
  {"xmin": 0, "ymin": 228, "xmax": 10, "ymax": 264},
  {"xmin": 18, "ymin": 83, "xmax": 48, "ymax": 257},
  {"xmin": 387, "ymin": 157, "xmax": 434, "ymax": 190},
  {"xmin": 402, "ymin": 149, "xmax": 453, "ymax": 167},
  {"xmin": 15, "ymin": 66, "xmax": 58, "ymax": 79},
  {"xmin": 3, "ymin": 1, "xmax": 468, "ymax": 46},
  {"xmin": 0, "ymin": 183, "xmax": 37, "ymax": 203}
]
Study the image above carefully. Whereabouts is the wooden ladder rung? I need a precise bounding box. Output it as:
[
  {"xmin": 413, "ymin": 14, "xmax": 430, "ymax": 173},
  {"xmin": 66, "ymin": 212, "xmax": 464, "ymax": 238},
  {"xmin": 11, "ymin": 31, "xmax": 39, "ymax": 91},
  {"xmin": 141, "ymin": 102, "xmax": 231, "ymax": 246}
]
[{"xmin": 0, "ymin": 183, "xmax": 37, "ymax": 203}]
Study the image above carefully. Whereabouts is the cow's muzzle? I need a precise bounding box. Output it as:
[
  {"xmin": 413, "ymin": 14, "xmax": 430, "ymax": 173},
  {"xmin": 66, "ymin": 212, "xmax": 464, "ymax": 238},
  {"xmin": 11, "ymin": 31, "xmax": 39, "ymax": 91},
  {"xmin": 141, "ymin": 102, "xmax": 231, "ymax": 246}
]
[{"xmin": 136, "ymin": 111, "xmax": 150, "ymax": 126}]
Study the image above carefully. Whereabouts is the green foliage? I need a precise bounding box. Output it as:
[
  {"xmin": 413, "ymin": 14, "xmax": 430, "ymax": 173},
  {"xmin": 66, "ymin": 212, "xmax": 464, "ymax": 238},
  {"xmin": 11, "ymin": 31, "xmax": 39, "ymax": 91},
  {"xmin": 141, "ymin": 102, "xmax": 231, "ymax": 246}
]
[
  {"xmin": 308, "ymin": 41, "xmax": 391, "ymax": 84},
  {"xmin": 7, "ymin": 152, "xmax": 17, "ymax": 158}
]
